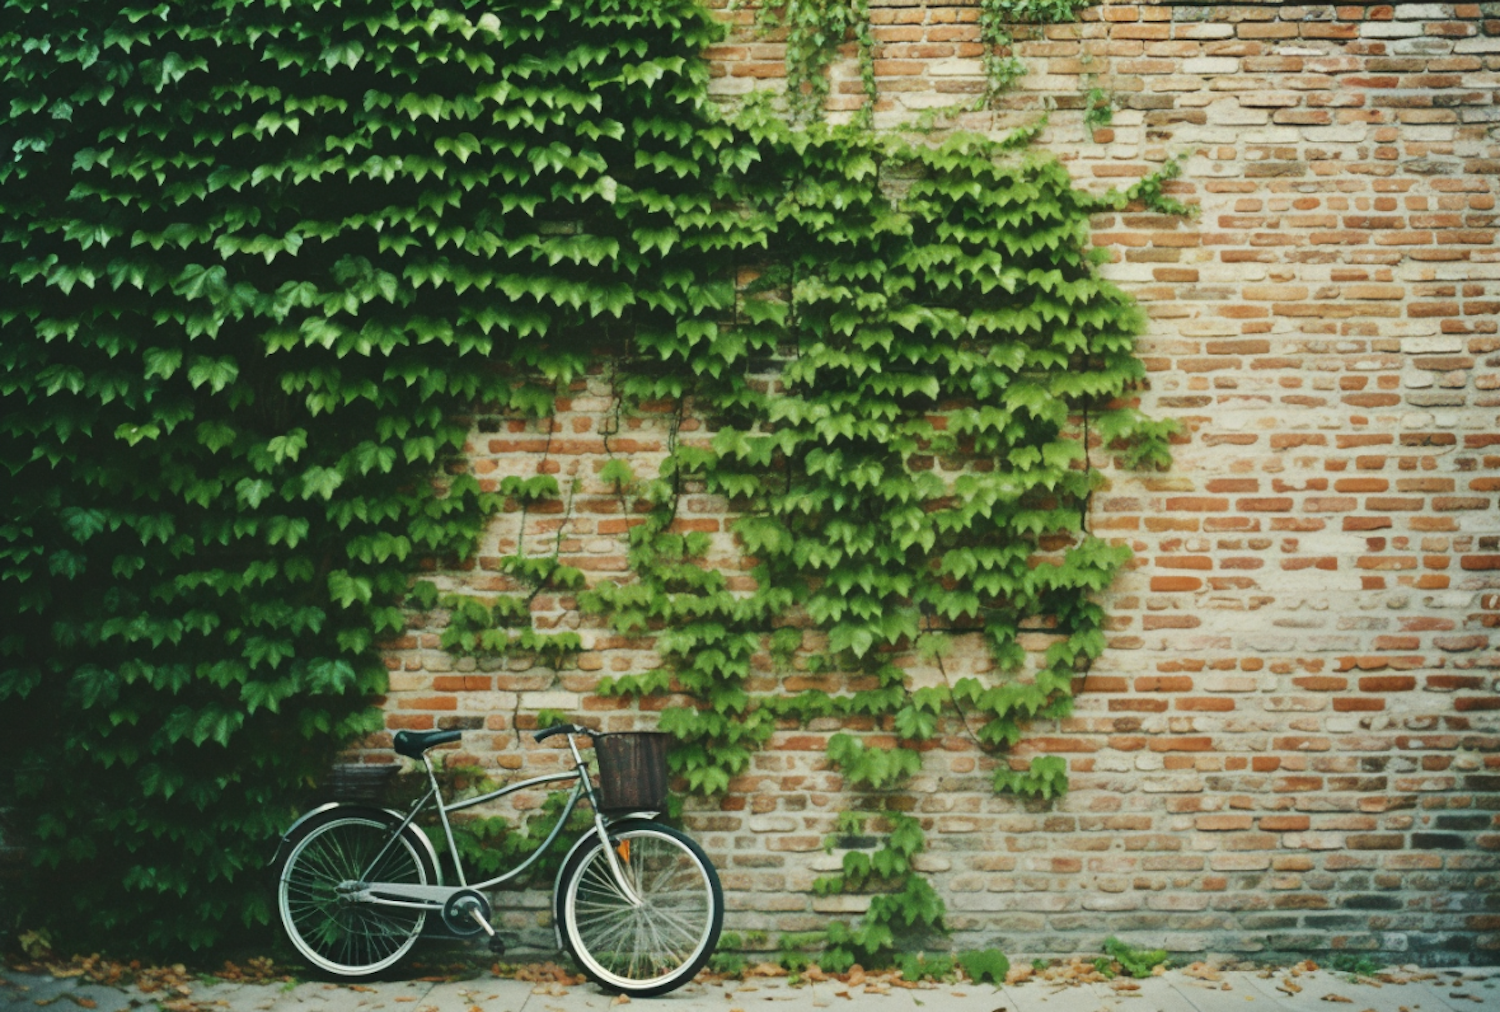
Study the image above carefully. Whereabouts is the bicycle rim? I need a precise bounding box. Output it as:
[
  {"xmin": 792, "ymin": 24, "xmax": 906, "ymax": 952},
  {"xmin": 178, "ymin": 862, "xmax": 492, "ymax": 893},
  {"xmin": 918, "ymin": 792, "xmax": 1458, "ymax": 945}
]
[
  {"xmin": 278, "ymin": 815, "xmax": 427, "ymax": 976},
  {"xmin": 563, "ymin": 826, "xmax": 719, "ymax": 994}
]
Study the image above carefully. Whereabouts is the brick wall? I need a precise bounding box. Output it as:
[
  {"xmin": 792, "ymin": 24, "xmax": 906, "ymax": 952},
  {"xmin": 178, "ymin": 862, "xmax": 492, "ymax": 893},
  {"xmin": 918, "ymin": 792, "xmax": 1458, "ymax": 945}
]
[{"xmin": 380, "ymin": 2, "xmax": 1500, "ymax": 965}]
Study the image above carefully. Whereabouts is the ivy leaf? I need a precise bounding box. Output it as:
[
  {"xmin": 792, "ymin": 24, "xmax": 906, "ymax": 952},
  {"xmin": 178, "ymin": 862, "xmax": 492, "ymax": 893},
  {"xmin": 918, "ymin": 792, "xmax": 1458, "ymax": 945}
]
[
  {"xmin": 957, "ymin": 949, "xmax": 1011, "ymax": 984},
  {"xmin": 327, "ymin": 570, "xmax": 373, "ymax": 607},
  {"xmin": 300, "ymin": 466, "xmax": 344, "ymax": 500},
  {"xmin": 186, "ymin": 356, "xmax": 239, "ymax": 393}
]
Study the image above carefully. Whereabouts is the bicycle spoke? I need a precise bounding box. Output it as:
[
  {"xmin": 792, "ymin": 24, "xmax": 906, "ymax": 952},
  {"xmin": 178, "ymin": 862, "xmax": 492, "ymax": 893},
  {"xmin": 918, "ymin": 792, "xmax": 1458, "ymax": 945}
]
[
  {"xmin": 278, "ymin": 816, "xmax": 426, "ymax": 976},
  {"xmin": 564, "ymin": 827, "xmax": 720, "ymax": 993}
]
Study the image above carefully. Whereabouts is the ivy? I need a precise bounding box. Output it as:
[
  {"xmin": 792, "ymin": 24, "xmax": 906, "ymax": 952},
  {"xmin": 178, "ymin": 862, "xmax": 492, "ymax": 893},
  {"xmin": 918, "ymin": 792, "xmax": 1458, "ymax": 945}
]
[
  {"xmin": 978, "ymin": 0, "xmax": 1095, "ymax": 105},
  {"xmin": 581, "ymin": 113, "xmax": 1176, "ymax": 964},
  {"xmin": 992, "ymin": 754, "xmax": 1071, "ymax": 799},
  {"xmin": 751, "ymin": 0, "xmax": 877, "ymax": 127},
  {"xmin": 957, "ymin": 948, "xmax": 1012, "ymax": 983},
  {"xmin": 1, "ymin": 0, "xmax": 1175, "ymax": 964},
  {"xmin": 0, "ymin": 0, "xmax": 739, "ymax": 954},
  {"xmin": 1103, "ymin": 936, "xmax": 1171, "ymax": 978}
]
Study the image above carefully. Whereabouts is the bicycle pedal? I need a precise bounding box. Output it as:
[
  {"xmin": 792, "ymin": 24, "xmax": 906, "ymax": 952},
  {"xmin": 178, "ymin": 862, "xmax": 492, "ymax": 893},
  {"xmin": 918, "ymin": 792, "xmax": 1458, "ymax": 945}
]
[{"xmin": 487, "ymin": 934, "xmax": 507, "ymax": 957}]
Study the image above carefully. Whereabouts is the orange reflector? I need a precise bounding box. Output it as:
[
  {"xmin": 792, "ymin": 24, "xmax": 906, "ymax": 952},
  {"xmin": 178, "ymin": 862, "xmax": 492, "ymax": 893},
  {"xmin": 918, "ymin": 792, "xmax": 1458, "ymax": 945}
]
[{"xmin": 616, "ymin": 840, "xmax": 631, "ymax": 863}]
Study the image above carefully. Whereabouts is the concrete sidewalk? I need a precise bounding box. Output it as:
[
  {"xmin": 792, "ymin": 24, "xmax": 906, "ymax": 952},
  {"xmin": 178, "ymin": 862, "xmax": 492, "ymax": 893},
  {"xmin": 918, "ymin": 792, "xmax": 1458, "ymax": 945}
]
[{"xmin": 3, "ymin": 964, "xmax": 1498, "ymax": 1012}]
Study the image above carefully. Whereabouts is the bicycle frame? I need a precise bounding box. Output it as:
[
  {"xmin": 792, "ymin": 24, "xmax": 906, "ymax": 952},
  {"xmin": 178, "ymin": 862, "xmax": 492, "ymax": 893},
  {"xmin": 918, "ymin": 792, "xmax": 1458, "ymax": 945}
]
[{"xmin": 351, "ymin": 731, "xmax": 643, "ymax": 911}]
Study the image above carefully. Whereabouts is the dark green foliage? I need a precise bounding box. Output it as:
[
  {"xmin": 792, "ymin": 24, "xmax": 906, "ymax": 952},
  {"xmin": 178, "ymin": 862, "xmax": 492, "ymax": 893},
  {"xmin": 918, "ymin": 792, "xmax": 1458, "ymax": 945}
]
[
  {"xmin": 0, "ymin": 0, "xmax": 736, "ymax": 954},
  {"xmin": 1329, "ymin": 953, "xmax": 1383, "ymax": 978}
]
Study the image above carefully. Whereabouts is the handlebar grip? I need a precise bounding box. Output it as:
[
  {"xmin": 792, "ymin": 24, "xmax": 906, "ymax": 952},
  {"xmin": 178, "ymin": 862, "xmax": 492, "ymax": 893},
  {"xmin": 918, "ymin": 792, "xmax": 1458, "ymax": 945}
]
[{"xmin": 533, "ymin": 723, "xmax": 577, "ymax": 743}]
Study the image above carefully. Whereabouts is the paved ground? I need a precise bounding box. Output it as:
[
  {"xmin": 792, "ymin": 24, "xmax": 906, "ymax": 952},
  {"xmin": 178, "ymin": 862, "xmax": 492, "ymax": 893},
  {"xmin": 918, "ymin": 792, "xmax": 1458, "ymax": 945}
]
[{"xmin": 4, "ymin": 963, "xmax": 1499, "ymax": 1012}]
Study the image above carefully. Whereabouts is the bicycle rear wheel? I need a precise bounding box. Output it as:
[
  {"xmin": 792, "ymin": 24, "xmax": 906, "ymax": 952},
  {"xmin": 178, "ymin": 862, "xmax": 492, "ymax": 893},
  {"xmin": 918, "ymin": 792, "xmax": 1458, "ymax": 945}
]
[
  {"xmin": 557, "ymin": 820, "xmax": 722, "ymax": 996},
  {"xmin": 276, "ymin": 808, "xmax": 434, "ymax": 977}
]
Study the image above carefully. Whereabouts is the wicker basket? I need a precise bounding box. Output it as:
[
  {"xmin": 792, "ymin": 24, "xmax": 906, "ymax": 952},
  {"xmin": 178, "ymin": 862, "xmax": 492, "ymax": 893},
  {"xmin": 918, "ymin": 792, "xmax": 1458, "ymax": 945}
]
[
  {"xmin": 319, "ymin": 764, "xmax": 401, "ymax": 805},
  {"xmin": 594, "ymin": 732, "xmax": 671, "ymax": 813}
]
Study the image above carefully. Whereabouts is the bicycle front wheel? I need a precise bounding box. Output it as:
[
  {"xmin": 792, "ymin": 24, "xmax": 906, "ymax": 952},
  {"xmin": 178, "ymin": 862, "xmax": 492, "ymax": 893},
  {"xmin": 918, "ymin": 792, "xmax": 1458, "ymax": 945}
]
[
  {"xmin": 276, "ymin": 808, "xmax": 433, "ymax": 977},
  {"xmin": 558, "ymin": 820, "xmax": 722, "ymax": 997}
]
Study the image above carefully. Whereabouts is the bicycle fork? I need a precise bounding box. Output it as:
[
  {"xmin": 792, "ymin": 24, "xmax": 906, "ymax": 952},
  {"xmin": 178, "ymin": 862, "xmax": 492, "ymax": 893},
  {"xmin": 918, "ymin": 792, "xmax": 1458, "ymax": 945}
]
[
  {"xmin": 567, "ymin": 735, "xmax": 644, "ymax": 908},
  {"xmin": 591, "ymin": 811, "xmax": 644, "ymax": 906}
]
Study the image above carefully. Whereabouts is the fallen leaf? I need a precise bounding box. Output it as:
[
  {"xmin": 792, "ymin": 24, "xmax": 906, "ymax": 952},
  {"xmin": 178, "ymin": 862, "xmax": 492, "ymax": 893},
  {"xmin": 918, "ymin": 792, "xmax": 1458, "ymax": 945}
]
[
  {"xmin": 1278, "ymin": 979, "xmax": 1303, "ymax": 996},
  {"xmin": 745, "ymin": 962, "xmax": 787, "ymax": 979},
  {"xmin": 1320, "ymin": 996, "xmax": 1353, "ymax": 1003}
]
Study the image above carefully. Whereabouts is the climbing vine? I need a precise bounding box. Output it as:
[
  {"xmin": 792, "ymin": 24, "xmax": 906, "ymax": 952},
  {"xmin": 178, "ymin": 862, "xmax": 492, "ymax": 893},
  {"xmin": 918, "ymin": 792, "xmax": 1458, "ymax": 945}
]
[
  {"xmin": 752, "ymin": 0, "xmax": 1099, "ymax": 121},
  {"xmin": 751, "ymin": 0, "xmax": 877, "ymax": 125},
  {"xmin": 572, "ymin": 110, "xmax": 1175, "ymax": 961},
  {"xmin": 977, "ymin": 0, "xmax": 1094, "ymax": 104},
  {"xmin": 0, "ymin": 0, "xmax": 738, "ymax": 953},
  {"xmin": 1, "ymin": 0, "xmax": 1177, "ymax": 963}
]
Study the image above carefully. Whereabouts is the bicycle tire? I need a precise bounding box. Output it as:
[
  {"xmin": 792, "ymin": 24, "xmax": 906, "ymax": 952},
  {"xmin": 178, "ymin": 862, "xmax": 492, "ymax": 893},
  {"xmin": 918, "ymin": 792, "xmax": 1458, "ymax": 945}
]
[
  {"xmin": 276, "ymin": 807, "xmax": 435, "ymax": 977},
  {"xmin": 557, "ymin": 819, "xmax": 722, "ymax": 997}
]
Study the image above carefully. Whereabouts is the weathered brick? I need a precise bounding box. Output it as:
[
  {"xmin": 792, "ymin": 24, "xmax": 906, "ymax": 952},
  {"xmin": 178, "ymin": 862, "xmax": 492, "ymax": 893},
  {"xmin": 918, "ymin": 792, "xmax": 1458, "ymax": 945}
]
[{"xmin": 358, "ymin": 4, "xmax": 1500, "ymax": 965}]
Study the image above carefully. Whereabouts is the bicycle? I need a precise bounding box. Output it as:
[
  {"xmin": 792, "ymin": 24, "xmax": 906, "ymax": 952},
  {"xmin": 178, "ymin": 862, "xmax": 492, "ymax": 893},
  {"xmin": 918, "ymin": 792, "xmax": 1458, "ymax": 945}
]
[{"xmin": 269, "ymin": 723, "xmax": 723, "ymax": 997}]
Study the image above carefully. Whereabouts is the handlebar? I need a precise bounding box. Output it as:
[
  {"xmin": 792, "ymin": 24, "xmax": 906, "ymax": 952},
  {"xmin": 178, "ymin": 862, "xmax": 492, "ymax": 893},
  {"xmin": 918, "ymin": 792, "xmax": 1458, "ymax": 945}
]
[{"xmin": 533, "ymin": 723, "xmax": 598, "ymax": 743}]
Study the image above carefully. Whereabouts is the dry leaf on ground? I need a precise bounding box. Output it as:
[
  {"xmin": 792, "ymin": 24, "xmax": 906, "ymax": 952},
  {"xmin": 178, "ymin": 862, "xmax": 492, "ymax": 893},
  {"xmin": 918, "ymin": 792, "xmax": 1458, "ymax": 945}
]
[{"xmin": 745, "ymin": 962, "xmax": 787, "ymax": 979}]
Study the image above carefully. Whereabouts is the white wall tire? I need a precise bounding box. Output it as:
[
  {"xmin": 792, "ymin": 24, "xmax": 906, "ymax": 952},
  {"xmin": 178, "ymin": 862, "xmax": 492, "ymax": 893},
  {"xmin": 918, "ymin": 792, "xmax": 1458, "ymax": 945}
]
[
  {"xmin": 558, "ymin": 820, "xmax": 722, "ymax": 997},
  {"xmin": 276, "ymin": 809, "xmax": 433, "ymax": 977}
]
